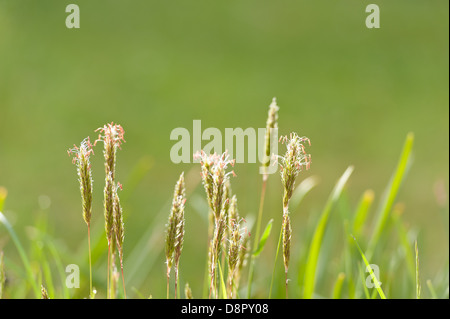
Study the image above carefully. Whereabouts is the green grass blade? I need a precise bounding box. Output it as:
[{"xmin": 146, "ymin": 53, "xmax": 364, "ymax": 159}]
[
  {"xmin": 392, "ymin": 207, "xmax": 415, "ymax": 282},
  {"xmin": 352, "ymin": 235, "xmax": 386, "ymax": 299},
  {"xmin": 426, "ymin": 280, "xmax": 437, "ymax": 299},
  {"xmin": 217, "ymin": 261, "xmax": 227, "ymax": 299},
  {"xmin": 332, "ymin": 272, "xmax": 346, "ymax": 299},
  {"xmin": 358, "ymin": 262, "xmax": 371, "ymax": 299},
  {"xmin": 289, "ymin": 176, "xmax": 319, "ymax": 212},
  {"xmin": 269, "ymin": 225, "xmax": 283, "ymax": 299},
  {"xmin": 0, "ymin": 187, "xmax": 7, "ymax": 212},
  {"xmin": 352, "ymin": 189, "xmax": 374, "ymax": 237},
  {"xmin": 415, "ymin": 240, "xmax": 421, "ymax": 299},
  {"xmin": 44, "ymin": 237, "xmax": 71, "ymax": 298},
  {"xmin": 368, "ymin": 133, "xmax": 414, "ymax": 258},
  {"xmin": 0, "ymin": 212, "xmax": 41, "ymax": 298},
  {"xmin": 253, "ymin": 219, "xmax": 273, "ymax": 257},
  {"xmin": 302, "ymin": 166, "xmax": 354, "ymax": 299}
]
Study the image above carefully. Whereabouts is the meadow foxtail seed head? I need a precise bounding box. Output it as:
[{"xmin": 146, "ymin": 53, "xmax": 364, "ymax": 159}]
[
  {"xmin": 95, "ymin": 122, "xmax": 125, "ymax": 181},
  {"xmin": 68, "ymin": 137, "xmax": 94, "ymax": 226},
  {"xmin": 282, "ymin": 212, "xmax": 292, "ymax": 274},
  {"xmin": 104, "ymin": 172, "xmax": 115, "ymax": 244},
  {"xmin": 194, "ymin": 151, "xmax": 236, "ymax": 221},
  {"xmin": 263, "ymin": 97, "xmax": 279, "ymax": 172},
  {"xmin": 279, "ymin": 132, "xmax": 311, "ymax": 208},
  {"xmin": 166, "ymin": 172, "xmax": 186, "ymax": 273},
  {"xmin": 113, "ymin": 182, "xmax": 125, "ymax": 257}
]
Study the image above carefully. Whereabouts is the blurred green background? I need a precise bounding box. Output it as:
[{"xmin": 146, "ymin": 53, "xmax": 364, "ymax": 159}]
[{"xmin": 0, "ymin": 1, "xmax": 448, "ymax": 298}]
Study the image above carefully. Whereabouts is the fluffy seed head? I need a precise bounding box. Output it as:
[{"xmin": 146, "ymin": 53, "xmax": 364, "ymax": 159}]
[
  {"xmin": 279, "ymin": 132, "xmax": 311, "ymax": 207},
  {"xmin": 68, "ymin": 137, "xmax": 94, "ymax": 226},
  {"xmin": 195, "ymin": 151, "xmax": 235, "ymax": 220},
  {"xmin": 166, "ymin": 172, "xmax": 186, "ymax": 272},
  {"xmin": 263, "ymin": 97, "xmax": 279, "ymax": 170},
  {"xmin": 282, "ymin": 212, "xmax": 291, "ymax": 274},
  {"xmin": 95, "ymin": 122, "xmax": 125, "ymax": 180},
  {"xmin": 227, "ymin": 218, "xmax": 246, "ymax": 274},
  {"xmin": 113, "ymin": 182, "xmax": 125, "ymax": 258},
  {"xmin": 104, "ymin": 172, "xmax": 114, "ymax": 244}
]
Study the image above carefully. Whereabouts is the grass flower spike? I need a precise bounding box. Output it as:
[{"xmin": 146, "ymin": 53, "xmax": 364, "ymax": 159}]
[
  {"xmin": 195, "ymin": 151, "xmax": 235, "ymax": 298},
  {"xmin": 67, "ymin": 137, "xmax": 95, "ymax": 298},
  {"xmin": 113, "ymin": 182, "xmax": 126, "ymax": 298},
  {"xmin": 263, "ymin": 97, "xmax": 279, "ymax": 178},
  {"xmin": 68, "ymin": 138, "xmax": 94, "ymax": 227},
  {"xmin": 227, "ymin": 217, "xmax": 246, "ymax": 299},
  {"xmin": 95, "ymin": 122, "xmax": 125, "ymax": 298},
  {"xmin": 278, "ymin": 132, "xmax": 311, "ymax": 298},
  {"xmin": 248, "ymin": 97, "xmax": 279, "ymax": 298},
  {"xmin": 165, "ymin": 172, "xmax": 186, "ymax": 299}
]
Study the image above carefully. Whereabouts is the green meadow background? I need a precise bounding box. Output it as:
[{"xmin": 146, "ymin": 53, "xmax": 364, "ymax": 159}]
[{"xmin": 0, "ymin": 1, "xmax": 448, "ymax": 298}]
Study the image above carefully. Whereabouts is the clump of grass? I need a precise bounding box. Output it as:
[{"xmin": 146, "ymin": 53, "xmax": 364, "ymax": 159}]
[
  {"xmin": 277, "ymin": 132, "xmax": 311, "ymax": 298},
  {"xmin": 95, "ymin": 122, "xmax": 125, "ymax": 299},
  {"xmin": 195, "ymin": 151, "xmax": 236, "ymax": 298},
  {"xmin": 165, "ymin": 172, "xmax": 186, "ymax": 299},
  {"xmin": 67, "ymin": 137, "xmax": 95, "ymax": 299}
]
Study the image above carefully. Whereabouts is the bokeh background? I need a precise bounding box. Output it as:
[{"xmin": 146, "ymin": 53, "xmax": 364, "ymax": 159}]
[{"xmin": 0, "ymin": 0, "xmax": 448, "ymax": 298}]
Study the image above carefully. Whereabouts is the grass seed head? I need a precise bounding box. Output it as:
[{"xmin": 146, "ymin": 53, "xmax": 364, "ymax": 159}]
[
  {"xmin": 279, "ymin": 132, "xmax": 311, "ymax": 208},
  {"xmin": 282, "ymin": 212, "xmax": 292, "ymax": 274},
  {"xmin": 263, "ymin": 97, "xmax": 279, "ymax": 170},
  {"xmin": 166, "ymin": 172, "xmax": 186, "ymax": 273},
  {"xmin": 68, "ymin": 137, "xmax": 94, "ymax": 226},
  {"xmin": 41, "ymin": 285, "xmax": 49, "ymax": 299},
  {"xmin": 113, "ymin": 182, "xmax": 125, "ymax": 258},
  {"xmin": 195, "ymin": 151, "xmax": 235, "ymax": 221},
  {"xmin": 104, "ymin": 172, "xmax": 115, "ymax": 245}
]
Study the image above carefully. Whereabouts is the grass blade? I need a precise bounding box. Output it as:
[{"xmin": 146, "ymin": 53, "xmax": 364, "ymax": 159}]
[
  {"xmin": 352, "ymin": 235, "xmax": 386, "ymax": 299},
  {"xmin": 358, "ymin": 262, "xmax": 371, "ymax": 299},
  {"xmin": 302, "ymin": 166, "xmax": 354, "ymax": 299},
  {"xmin": 0, "ymin": 212, "xmax": 40, "ymax": 298},
  {"xmin": 352, "ymin": 189, "xmax": 374, "ymax": 237},
  {"xmin": 392, "ymin": 206, "xmax": 415, "ymax": 283},
  {"xmin": 332, "ymin": 272, "xmax": 346, "ymax": 299},
  {"xmin": 269, "ymin": 225, "xmax": 283, "ymax": 299},
  {"xmin": 415, "ymin": 240, "xmax": 421, "ymax": 299},
  {"xmin": 217, "ymin": 261, "xmax": 227, "ymax": 299},
  {"xmin": 368, "ymin": 133, "xmax": 414, "ymax": 258},
  {"xmin": 253, "ymin": 219, "xmax": 273, "ymax": 257},
  {"xmin": 289, "ymin": 176, "xmax": 319, "ymax": 212},
  {"xmin": 426, "ymin": 280, "xmax": 437, "ymax": 299}
]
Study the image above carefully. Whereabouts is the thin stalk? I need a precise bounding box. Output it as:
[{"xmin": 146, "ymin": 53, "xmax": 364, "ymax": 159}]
[
  {"xmin": 247, "ymin": 178, "xmax": 267, "ymax": 298},
  {"xmin": 107, "ymin": 244, "xmax": 110, "ymax": 299},
  {"xmin": 269, "ymin": 225, "xmax": 283, "ymax": 298},
  {"xmin": 285, "ymin": 270, "xmax": 288, "ymax": 299},
  {"xmin": 119, "ymin": 255, "xmax": 126, "ymax": 299},
  {"xmin": 166, "ymin": 266, "xmax": 170, "ymax": 299},
  {"xmin": 175, "ymin": 268, "xmax": 179, "ymax": 299},
  {"xmin": 88, "ymin": 224, "xmax": 93, "ymax": 299}
]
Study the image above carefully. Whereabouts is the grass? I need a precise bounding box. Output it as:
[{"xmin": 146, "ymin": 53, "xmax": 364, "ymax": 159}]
[{"xmin": 0, "ymin": 111, "xmax": 448, "ymax": 299}]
